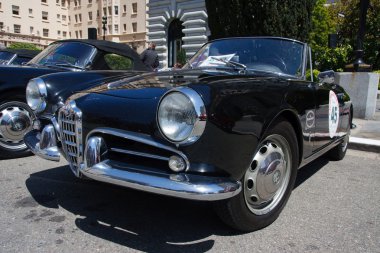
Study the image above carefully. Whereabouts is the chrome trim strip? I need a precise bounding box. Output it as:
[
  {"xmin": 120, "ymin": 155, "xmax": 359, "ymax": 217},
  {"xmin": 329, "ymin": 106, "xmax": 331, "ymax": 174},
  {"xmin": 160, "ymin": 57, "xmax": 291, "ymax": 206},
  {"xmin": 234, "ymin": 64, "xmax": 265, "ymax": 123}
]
[
  {"xmin": 80, "ymin": 159, "xmax": 241, "ymax": 201},
  {"xmin": 24, "ymin": 128, "xmax": 60, "ymax": 162},
  {"xmin": 86, "ymin": 127, "xmax": 190, "ymax": 171},
  {"xmin": 110, "ymin": 147, "xmax": 169, "ymax": 161},
  {"xmin": 299, "ymin": 136, "xmax": 346, "ymax": 168}
]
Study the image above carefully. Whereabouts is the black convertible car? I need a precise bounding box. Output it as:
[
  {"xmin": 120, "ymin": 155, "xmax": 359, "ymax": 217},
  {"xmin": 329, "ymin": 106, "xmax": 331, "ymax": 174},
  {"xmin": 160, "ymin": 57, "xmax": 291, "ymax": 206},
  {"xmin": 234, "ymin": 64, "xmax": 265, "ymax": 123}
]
[
  {"xmin": 0, "ymin": 49, "xmax": 40, "ymax": 65},
  {"xmin": 25, "ymin": 37, "xmax": 351, "ymax": 231},
  {"xmin": 0, "ymin": 39, "xmax": 148, "ymax": 159}
]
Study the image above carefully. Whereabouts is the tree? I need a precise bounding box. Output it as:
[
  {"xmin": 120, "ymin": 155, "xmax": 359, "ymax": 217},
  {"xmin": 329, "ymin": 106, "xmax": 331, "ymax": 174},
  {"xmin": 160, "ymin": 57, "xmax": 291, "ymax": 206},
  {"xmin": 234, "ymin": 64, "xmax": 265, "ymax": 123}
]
[
  {"xmin": 205, "ymin": 0, "xmax": 316, "ymax": 42},
  {"xmin": 329, "ymin": 0, "xmax": 380, "ymax": 70},
  {"xmin": 308, "ymin": 0, "xmax": 352, "ymax": 71},
  {"xmin": 7, "ymin": 42, "xmax": 40, "ymax": 51}
]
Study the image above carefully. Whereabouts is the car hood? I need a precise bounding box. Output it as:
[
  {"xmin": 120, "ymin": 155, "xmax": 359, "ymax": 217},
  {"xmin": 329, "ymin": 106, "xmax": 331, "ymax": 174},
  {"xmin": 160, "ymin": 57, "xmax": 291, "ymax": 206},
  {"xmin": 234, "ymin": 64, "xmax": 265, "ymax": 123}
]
[
  {"xmin": 78, "ymin": 68, "xmax": 283, "ymax": 99},
  {"xmin": 41, "ymin": 70, "xmax": 146, "ymax": 110},
  {"xmin": 0, "ymin": 65, "xmax": 61, "ymax": 86}
]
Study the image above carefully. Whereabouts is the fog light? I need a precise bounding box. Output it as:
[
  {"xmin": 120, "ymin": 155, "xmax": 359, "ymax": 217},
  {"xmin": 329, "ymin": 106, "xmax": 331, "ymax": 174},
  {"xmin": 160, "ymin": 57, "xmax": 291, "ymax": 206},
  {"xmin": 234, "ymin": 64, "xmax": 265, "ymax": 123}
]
[{"xmin": 168, "ymin": 155, "xmax": 186, "ymax": 172}]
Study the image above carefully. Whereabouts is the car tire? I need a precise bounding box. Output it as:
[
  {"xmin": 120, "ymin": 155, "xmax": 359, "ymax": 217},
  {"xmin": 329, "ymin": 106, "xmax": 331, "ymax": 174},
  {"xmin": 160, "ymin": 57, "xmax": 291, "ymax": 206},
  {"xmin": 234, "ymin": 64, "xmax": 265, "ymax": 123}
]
[
  {"xmin": 0, "ymin": 99, "xmax": 34, "ymax": 159},
  {"xmin": 328, "ymin": 135, "xmax": 349, "ymax": 161},
  {"xmin": 214, "ymin": 119, "xmax": 299, "ymax": 231}
]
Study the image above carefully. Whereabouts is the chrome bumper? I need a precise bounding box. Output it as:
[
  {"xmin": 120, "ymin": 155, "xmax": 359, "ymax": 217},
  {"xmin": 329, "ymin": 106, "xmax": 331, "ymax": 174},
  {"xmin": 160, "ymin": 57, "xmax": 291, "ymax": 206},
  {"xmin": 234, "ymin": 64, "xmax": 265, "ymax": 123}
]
[
  {"xmin": 24, "ymin": 125, "xmax": 60, "ymax": 162},
  {"xmin": 80, "ymin": 159, "xmax": 241, "ymax": 201}
]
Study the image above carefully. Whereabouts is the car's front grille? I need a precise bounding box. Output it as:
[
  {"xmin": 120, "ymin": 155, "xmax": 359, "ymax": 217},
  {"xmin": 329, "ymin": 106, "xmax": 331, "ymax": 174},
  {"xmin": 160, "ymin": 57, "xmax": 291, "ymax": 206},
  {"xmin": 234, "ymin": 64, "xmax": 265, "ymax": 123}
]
[{"xmin": 58, "ymin": 101, "xmax": 83, "ymax": 176}]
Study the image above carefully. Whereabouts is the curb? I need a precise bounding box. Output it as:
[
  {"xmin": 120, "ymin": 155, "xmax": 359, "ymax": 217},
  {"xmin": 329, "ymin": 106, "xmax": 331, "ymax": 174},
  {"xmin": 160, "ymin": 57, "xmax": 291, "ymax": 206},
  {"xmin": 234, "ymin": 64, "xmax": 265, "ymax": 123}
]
[{"xmin": 349, "ymin": 137, "xmax": 380, "ymax": 153}]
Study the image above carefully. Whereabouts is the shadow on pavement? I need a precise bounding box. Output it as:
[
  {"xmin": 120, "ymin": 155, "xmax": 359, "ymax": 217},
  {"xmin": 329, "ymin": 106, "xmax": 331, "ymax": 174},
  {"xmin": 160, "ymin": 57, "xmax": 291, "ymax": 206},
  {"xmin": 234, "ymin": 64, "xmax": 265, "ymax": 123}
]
[
  {"xmin": 25, "ymin": 165, "xmax": 238, "ymax": 252},
  {"xmin": 25, "ymin": 157, "xmax": 329, "ymax": 252},
  {"xmin": 294, "ymin": 157, "xmax": 329, "ymax": 189}
]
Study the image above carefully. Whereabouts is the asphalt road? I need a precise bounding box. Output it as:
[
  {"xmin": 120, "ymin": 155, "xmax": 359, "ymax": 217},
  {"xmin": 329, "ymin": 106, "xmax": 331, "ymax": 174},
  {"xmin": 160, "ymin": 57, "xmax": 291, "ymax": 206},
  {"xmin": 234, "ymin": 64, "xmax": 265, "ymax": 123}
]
[{"xmin": 0, "ymin": 149, "xmax": 379, "ymax": 253}]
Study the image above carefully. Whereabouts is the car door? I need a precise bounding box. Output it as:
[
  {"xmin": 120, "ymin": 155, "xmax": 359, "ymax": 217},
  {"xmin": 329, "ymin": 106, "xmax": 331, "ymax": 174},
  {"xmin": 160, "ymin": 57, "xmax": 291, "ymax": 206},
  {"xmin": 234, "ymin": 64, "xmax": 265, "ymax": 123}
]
[{"xmin": 313, "ymin": 80, "xmax": 342, "ymax": 152}]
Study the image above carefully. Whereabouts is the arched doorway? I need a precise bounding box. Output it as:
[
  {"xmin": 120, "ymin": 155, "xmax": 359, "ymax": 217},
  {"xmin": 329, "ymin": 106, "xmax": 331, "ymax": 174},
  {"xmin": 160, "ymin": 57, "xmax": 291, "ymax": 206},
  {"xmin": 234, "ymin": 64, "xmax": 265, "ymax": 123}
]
[{"xmin": 167, "ymin": 19, "xmax": 185, "ymax": 67}]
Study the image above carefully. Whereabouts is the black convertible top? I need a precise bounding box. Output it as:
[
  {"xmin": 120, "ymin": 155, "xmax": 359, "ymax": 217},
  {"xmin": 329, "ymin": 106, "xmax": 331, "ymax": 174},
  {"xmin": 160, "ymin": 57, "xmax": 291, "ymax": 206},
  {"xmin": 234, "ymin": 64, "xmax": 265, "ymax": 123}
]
[
  {"xmin": 56, "ymin": 39, "xmax": 148, "ymax": 70},
  {"xmin": 1, "ymin": 49, "xmax": 40, "ymax": 59}
]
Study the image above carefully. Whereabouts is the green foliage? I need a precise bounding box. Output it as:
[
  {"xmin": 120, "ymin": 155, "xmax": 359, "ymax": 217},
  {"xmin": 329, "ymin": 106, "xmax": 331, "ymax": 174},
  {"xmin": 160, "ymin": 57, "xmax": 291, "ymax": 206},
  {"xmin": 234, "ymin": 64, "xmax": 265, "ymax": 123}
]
[
  {"xmin": 308, "ymin": 0, "xmax": 334, "ymax": 48},
  {"xmin": 205, "ymin": 0, "xmax": 315, "ymax": 41},
  {"xmin": 104, "ymin": 54, "xmax": 133, "ymax": 70},
  {"xmin": 176, "ymin": 49, "xmax": 187, "ymax": 66},
  {"xmin": 7, "ymin": 42, "xmax": 40, "ymax": 51},
  {"xmin": 306, "ymin": 69, "xmax": 320, "ymax": 81},
  {"xmin": 329, "ymin": 0, "xmax": 380, "ymax": 69},
  {"xmin": 308, "ymin": 0, "xmax": 352, "ymax": 71},
  {"xmin": 313, "ymin": 44, "xmax": 353, "ymax": 71}
]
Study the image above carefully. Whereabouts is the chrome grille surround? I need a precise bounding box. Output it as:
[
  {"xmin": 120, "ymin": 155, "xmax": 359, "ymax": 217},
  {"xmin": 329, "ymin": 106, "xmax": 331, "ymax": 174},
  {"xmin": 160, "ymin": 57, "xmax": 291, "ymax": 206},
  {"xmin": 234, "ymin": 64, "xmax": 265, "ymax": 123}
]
[{"xmin": 58, "ymin": 100, "xmax": 83, "ymax": 177}]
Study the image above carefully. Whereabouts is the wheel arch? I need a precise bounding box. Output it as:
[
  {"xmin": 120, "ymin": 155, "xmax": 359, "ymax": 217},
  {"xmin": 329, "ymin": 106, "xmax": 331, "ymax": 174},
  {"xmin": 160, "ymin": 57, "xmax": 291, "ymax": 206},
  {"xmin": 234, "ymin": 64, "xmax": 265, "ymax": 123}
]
[
  {"xmin": 0, "ymin": 88, "xmax": 26, "ymax": 101},
  {"xmin": 261, "ymin": 109, "xmax": 304, "ymax": 166}
]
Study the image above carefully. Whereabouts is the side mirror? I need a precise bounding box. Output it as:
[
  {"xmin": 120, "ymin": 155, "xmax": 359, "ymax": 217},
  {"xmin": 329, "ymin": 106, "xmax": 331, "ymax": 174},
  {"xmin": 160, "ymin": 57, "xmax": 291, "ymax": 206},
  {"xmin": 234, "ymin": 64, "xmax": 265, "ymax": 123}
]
[{"xmin": 318, "ymin": 70, "xmax": 335, "ymax": 84}]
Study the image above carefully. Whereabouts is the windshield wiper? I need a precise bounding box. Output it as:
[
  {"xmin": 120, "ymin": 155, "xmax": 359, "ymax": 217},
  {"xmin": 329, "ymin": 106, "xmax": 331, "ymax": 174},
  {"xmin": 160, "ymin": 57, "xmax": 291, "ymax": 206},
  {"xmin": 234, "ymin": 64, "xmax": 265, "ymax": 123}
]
[
  {"xmin": 210, "ymin": 57, "xmax": 247, "ymax": 71},
  {"xmin": 54, "ymin": 63, "xmax": 84, "ymax": 70}
]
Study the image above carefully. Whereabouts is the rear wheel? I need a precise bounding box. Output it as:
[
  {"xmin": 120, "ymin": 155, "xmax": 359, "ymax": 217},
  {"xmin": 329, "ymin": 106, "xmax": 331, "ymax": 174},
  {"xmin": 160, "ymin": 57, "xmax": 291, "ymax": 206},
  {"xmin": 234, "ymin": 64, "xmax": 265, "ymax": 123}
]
[
  {"xmin": 214, "ymin": 119, "xmax": 299, "ymax": 231},
  {"xmin": 328, "ymin": 134, "xmax": 349, "ymax": 161},
  {"xmin": 0, "ymin": 100, "xmax": 34, "ymax": 159}
]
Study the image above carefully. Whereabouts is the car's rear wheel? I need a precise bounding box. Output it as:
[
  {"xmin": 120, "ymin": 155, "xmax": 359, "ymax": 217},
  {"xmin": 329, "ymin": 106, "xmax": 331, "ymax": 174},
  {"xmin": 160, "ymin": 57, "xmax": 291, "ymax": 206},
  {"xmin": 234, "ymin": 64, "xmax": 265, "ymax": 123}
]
[
  {"xmin": 328, "ymin": 134, "xmax": 349, "ymax": 161},
  {"xmin": 214, "ymin": 119, "xmax": 298, "ymax": 231},
  {"xmin": 0, "ymin": 100, "xmax": 34, "ymax": 159}
]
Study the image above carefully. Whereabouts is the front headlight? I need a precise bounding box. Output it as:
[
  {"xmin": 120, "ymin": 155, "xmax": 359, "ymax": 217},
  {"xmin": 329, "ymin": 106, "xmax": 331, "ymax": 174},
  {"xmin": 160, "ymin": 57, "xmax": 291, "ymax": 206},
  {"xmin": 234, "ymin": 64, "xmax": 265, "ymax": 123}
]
[
  {"xmin": 157, "ymin": 87, "xmax": 207, "ymax": 144},
  {"xmin": 26, "ymin": 78, "xmax": 47, "ymax": 113}
]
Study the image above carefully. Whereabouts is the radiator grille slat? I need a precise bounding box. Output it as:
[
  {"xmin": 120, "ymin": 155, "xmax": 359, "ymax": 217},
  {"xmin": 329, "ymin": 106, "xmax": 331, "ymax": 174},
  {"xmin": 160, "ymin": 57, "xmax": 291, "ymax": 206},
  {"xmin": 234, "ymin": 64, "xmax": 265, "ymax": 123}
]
[{"xmin": 58, "ymin": 102, "xmax": 82, "ymax": 176}]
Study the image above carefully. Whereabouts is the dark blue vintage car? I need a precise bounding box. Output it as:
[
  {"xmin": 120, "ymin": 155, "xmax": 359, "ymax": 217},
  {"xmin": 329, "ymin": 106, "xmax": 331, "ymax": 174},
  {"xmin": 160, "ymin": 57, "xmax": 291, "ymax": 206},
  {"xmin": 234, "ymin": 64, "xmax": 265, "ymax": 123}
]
[
  {"xmin": 25, "ymin": 37, "xmax": 351, "ymax": 231},
  {"xmin": 0, "ymin": 49, "xmax": 40, "ymax": 66},
  {"xmin": 0, "ymin": 39, "xmax": 148, "ymax": 159}
]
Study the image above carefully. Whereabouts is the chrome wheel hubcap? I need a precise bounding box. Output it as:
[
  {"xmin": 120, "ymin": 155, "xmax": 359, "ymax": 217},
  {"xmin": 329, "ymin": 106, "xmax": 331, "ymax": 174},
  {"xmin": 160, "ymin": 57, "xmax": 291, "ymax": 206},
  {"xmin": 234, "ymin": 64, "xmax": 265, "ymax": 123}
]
[
  {"xmin": 0, "ymin": 104, "xmax": 33, "ymax": 150},
  {"xmin": 244, "ymin": 134, "xmax": 291, "ymax": 215}
]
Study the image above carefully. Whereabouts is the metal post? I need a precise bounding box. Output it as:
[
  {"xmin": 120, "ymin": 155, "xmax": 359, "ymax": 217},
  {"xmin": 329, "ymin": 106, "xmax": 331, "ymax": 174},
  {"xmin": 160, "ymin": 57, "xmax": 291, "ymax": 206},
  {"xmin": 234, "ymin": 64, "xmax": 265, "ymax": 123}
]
[
  {"xmin": 345, "ymin": 0, "xmax": 372, "ymax": 72},
  {"xmin": 102, "ymin": 16, "xmax": 107, "ymax": 41}
]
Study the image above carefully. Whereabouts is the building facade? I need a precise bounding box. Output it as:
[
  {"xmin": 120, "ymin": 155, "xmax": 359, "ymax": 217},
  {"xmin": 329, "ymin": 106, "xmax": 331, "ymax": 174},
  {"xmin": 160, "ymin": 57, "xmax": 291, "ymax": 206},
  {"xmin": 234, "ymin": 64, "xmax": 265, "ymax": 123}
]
[
  {"xmin": 146, "ymin": 0, "xmax": 209, "ymax": 68},
  {"xmin": 0, "ymin": 0, "xmax": 147, "ymax": 52},
  {"xmin": 68, "ymin": 0, "xmax": 146, "ymax": 52},
  {"xmin": 0, "ymin": 0, "xmax": 70, "ymax": 48}
]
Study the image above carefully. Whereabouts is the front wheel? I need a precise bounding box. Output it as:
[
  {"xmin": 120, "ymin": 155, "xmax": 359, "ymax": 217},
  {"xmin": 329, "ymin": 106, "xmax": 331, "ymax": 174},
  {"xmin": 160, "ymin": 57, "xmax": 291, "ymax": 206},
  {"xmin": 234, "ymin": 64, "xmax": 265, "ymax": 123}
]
[
  {"xmin": 214, "ymin": 119, "xmax": 299, "ymax": 231},
  {"xmin": 0, "ymin": 101, "xmax": 34, "ymax": 159}
]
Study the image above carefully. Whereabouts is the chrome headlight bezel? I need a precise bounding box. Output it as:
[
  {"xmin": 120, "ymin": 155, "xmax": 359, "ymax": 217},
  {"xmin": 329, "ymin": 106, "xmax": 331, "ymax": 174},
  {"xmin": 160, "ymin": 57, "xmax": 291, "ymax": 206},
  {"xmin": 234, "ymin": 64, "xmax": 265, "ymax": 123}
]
[
  {"xmin": 157, "ymin": 87, "xmax": 207, "ymax": 145},
  {"xmin": 26, "ymin": 78, "xmax": 47, "ymax": 113}
]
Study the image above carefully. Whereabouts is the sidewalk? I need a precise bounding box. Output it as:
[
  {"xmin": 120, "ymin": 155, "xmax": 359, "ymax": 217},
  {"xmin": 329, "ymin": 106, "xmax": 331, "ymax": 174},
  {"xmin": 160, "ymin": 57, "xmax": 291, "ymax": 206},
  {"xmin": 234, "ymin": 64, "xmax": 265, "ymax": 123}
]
[{"xmin": 349, "ymin": 97, "xmax": 380, "ymax": 152}]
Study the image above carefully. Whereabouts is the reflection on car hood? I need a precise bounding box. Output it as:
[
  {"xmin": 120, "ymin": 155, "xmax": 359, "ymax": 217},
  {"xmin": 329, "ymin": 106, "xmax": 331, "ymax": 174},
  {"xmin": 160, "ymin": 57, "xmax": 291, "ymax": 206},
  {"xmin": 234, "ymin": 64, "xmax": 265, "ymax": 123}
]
[{"xmin": 80, "ymin": 68, "xmax": 281, "ymax": 99}]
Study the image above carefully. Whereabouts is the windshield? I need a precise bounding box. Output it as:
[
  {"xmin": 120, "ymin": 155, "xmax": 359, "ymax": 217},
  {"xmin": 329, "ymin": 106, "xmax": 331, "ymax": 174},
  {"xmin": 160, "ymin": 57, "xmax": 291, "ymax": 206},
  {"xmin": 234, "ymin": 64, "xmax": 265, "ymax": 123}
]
[
  {"xmin": 0, "ymin": 51, "xmax": 15, "ymax": 65},
  {"xmin": 29, "ymin": 42, "xmax": 96, "ymax": 69},
  {"xmin": 186, "ymin": 38, "xmax": 305, "ymax": 77}
]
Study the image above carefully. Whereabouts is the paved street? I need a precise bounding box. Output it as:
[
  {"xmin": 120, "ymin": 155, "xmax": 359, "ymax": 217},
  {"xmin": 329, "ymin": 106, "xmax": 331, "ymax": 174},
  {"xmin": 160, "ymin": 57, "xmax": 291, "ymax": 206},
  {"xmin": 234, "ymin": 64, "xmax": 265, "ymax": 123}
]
[{"xmin": 0, "ymin": 150, "xmax": 379, "ymax": 253}]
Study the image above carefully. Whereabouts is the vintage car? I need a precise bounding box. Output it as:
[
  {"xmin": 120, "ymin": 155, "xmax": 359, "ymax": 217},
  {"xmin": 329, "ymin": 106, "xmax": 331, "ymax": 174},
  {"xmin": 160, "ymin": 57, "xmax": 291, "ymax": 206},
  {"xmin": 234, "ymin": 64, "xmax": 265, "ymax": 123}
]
[
  {"xmin": 0, "ymin": 49, "xmax": 40, "ymax": 66},
  {"xmin": 0, "ymin": 39, "xmax": 148, "ymax": 159},
  {"xmin": 25, "ymin": 37, "xmax": 351, "ymax": 231}
]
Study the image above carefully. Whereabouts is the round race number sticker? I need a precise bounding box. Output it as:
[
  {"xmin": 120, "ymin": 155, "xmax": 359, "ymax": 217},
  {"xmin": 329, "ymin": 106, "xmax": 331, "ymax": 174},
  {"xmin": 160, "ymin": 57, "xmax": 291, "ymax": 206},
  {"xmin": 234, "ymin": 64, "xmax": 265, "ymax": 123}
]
[{"xmin": 329, "ymin": 90, "xmax": 339, "ymax": 138}]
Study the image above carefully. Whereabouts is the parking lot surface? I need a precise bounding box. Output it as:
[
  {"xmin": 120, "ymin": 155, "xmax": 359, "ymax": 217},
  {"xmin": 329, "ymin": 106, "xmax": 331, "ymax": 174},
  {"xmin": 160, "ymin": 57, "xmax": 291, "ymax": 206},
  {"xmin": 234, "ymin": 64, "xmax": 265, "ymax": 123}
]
[{"xmin": 0, "ymin": 149, "xmax": 379, "ymax": 253}]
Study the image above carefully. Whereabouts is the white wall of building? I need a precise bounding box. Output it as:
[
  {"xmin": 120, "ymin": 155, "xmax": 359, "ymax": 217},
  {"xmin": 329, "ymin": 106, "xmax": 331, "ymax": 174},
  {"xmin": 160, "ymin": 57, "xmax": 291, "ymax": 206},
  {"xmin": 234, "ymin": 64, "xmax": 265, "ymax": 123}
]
[{"xmin": 147, "ymin": 0, "xmax": 209, "ymax": 67}]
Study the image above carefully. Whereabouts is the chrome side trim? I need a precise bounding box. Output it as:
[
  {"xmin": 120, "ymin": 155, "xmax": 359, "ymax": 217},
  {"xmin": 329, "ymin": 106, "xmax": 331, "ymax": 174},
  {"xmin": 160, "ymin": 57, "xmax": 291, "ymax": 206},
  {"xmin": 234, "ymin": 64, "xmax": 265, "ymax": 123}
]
[
  {"xmin": 86, "ymin": 127, "xmax": 190, "ymax": 171},
  {"xmin": 80, "ymin": 159, "xmax": 242, "ymax": 201},
  {"xmin": 110, "ymin": 147, "xmax": 169, "ymax": 161},
  {"xmin": 299, "ymin": 135, "xmax": 346, "ymax": 168},
  {"xmin": 24, "ymin": 127, "xmax": 60, "ymax": 162}
]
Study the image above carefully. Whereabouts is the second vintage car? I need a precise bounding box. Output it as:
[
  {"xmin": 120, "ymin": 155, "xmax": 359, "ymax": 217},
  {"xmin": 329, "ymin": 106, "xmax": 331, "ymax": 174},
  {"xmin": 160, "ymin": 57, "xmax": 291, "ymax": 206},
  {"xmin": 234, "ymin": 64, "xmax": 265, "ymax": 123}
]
[
  {"xmin": 0, "ymin": 49, "xmax": 40, "ymax": 66},
  {"xmin": 0, "ymin": 39, "xmax": 148, "ymax": 159},
  {"xmin": 25, "ymin": 37, "xmax": 351, "ymax": 231}
]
